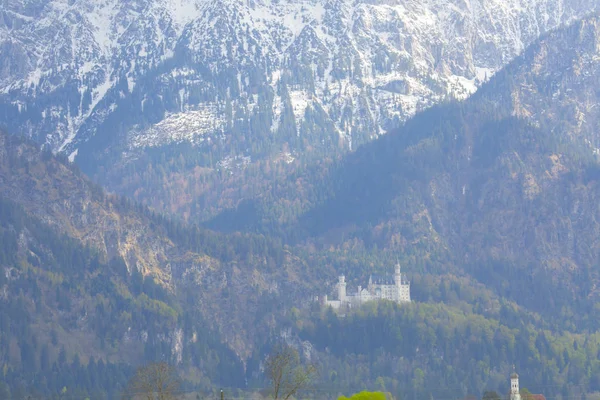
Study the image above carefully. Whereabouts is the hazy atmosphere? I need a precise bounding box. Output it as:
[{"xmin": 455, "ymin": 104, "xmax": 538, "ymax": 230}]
[{"xmin": 1, "ymin": 0, "xmax": 600, "ymax": 399}]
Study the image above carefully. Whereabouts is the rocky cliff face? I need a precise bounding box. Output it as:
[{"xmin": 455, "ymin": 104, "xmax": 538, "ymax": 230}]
[
  {"xmin": 0, "ymin": 132, "xmax": 181, "ymax": 285},
  {"xmin": 476, "ymin": 15, "xmax": 600, "ymax": 156},
  {"xmin": 0, "ymin": 0, "xmax": 596, "ymax": 166},
  {"xmin": 0, "ymin": 130, "xmax": 313, "ymax": 360}
]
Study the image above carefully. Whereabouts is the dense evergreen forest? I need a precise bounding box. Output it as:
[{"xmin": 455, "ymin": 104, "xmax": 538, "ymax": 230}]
[
  {"xmin": 0, "ymin": 196, "xmax": 247, "ymax": 398},
  {"xmin": 294, "ymin": 302, "xmax": 600, "ymax": 400},
  {"xmin": 0, "ymin": 132, "xmax": 311, "ymax": 398}
]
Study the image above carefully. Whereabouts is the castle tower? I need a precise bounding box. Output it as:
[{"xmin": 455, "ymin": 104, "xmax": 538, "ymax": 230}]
[
  {"xmin": 394, "ymin": 262, "xmax": 402, "ymax": 302},
  {"xmin": 510, "ymin": 370, "xmax": 521, "ymax": 400},
  {"xmin": 338, "ymin": 275, "xmax": 347, "ymax": 302}
]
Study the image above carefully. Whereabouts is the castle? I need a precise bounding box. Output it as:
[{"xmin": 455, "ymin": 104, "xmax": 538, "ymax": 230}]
[{"xmin": 319, "ymin": 263, "xmax": 410, "ymax": 309}]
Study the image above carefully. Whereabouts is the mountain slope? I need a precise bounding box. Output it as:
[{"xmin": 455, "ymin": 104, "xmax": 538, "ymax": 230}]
[
  {"xmin": 476, "ymin": 14, "xmax": 600, "ymax": 154},
  {"xmin": 0, "ymin": 130, "xmax": 320, "ymax": 383},
  {"xmin": 1, "ymin": 0, "xmax": 597, "ymax": 163},
  {"xmin": 221, "ymin": 16, "xmax": 600, "ymax": 395},
  {"xmin": 4, "ymin": 0, "xmax": 596, "ymax": 229},
  {"xmin": 207, "ymin": 13, "xmax": 600, "ymax": 332},
  {"xmin": 6, "ymin": 11, "xmax": 600, "ymax": 398},
  {"xmin": 0, "ymin": 195, "xmax": 244, "ymax": 398}
]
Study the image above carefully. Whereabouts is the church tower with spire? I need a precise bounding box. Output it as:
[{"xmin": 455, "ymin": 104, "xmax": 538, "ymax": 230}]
[{"xmin": 510, "ymin": 369, "xmax": 521, "ymax": 400}]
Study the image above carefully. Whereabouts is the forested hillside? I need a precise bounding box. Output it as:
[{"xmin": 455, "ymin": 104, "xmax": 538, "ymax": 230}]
[
  {"xmin": 205, "ymin": 14, "xmax": 600, "ymax": 334},
  {"xmin": 295, "ymin": 301, "xmax": 600, "ymax": 399},
  {"xmin": 3, "ymin": 10, "xmax": 600, "ymax": 400},
  {"xmin": 216, "ymin": 13, "xmax": 600, "ymax": 398},
  {"xmin": 6, "ymin": 121, "xmax": 600, "ymax": 399},
  {"xmin": 0, "ymin": 131, "xmax": 322, "ymax": 398},
  {"xmin": 0, "ymin": 195, "xmax": 247, "ymax": 398}
]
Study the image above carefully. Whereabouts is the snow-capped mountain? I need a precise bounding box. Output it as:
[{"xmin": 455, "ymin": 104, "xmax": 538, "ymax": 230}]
[{"xmin": 0, "ymin": 0, "xmax": 596, "ymax": 164}]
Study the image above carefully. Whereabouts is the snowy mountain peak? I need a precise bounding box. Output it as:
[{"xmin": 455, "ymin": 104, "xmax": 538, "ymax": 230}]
[{"xmin": 0, "ymin": 0, "xmax": 597, "ymax": 162}]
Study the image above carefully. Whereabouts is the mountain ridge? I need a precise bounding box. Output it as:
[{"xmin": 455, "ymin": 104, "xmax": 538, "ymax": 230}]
[
  {"xmin": 5, "ymin": 5, "xmax": 600, "ymax": 400},
  {"xmin": 1, "ymin": 0, "xmax": 597, "ymax": 163},
  {"xmin": 0, "ymin": 129, "xmax": 322, "ymax": 364},
  {"xmin": 203, "ymin": 12, "xmax": 600, "ymax": 332}
]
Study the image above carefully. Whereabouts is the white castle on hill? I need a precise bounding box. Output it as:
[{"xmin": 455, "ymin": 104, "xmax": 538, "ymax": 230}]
[{"xmin": 319, "ymin": 264, "xmax": 410, "ymax": 309}]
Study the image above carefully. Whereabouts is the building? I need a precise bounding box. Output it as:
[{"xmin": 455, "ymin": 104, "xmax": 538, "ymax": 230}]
[
  {"xmin": 319, "ymin": 263, "xmax": 410, "ymax": 309},
  {"xmin": 510, "ymin": 371, "xmax": 521, "ymax": 400},
  {"xmin": 509, "ymin": 369, "xmax": 546, "ymax": 400}
]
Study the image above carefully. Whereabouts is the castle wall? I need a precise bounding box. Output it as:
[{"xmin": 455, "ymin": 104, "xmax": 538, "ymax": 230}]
[{"xmin": 323, "ymin": 270, "xmax": 411, "ymax": 308}]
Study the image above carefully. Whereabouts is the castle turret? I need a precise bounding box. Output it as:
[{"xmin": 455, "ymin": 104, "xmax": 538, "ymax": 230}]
[
  {"xmin": 510, "ymin": 370, "xmax": 521, "ymax": 400},
  {"xmin": 338, "ymin": 275, "xmax": 346, "ymax": 302},
  {"xmin": 395, "ymin": 263, "xmax": 401, "ymax": 287}
]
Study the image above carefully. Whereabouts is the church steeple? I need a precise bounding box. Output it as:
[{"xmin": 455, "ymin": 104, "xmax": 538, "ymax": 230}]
[{"xmin": 510, "ymin": 367, "xmax": 521, "ymax": 400}]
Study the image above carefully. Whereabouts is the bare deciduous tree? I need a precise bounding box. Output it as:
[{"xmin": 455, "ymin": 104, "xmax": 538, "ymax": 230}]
[
  {"xmin": 265, "ymin": 344, "xmax": 317, "ymax": 400},
  {"xmin": 122, "ymin": 362, "xmax": 181, "ymax": 400}
]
